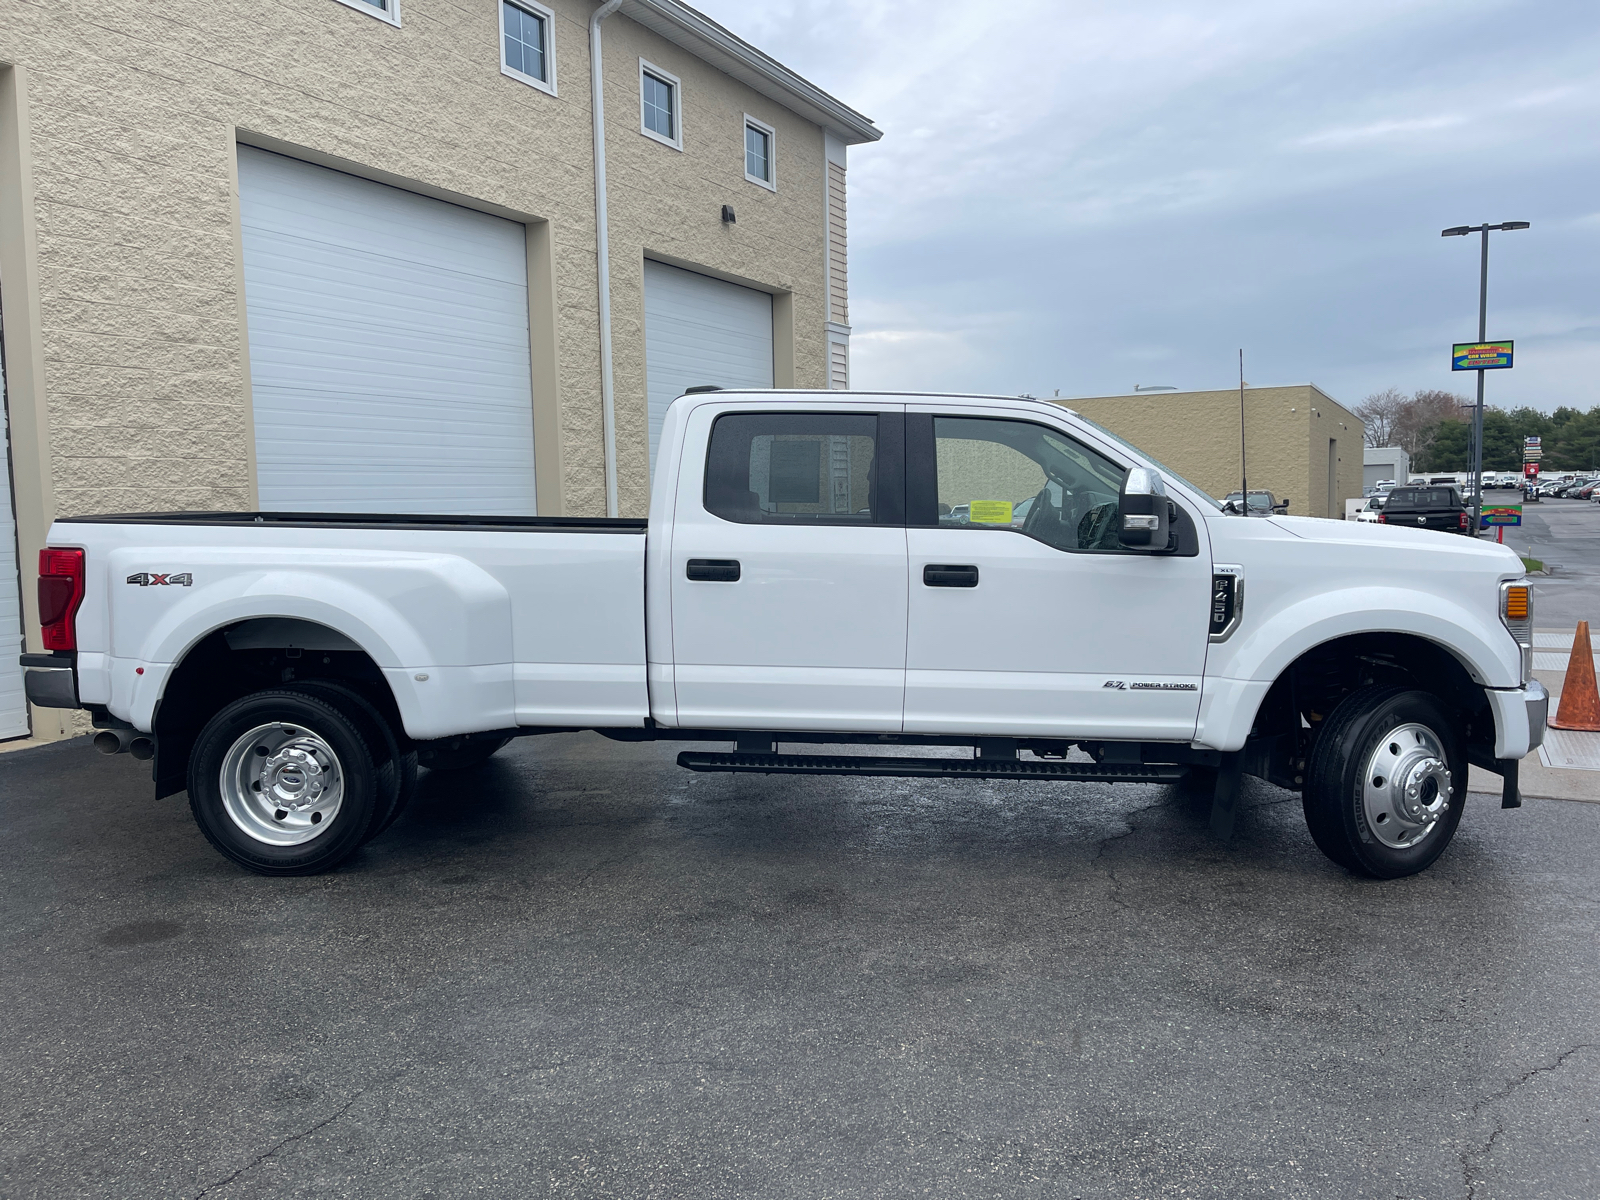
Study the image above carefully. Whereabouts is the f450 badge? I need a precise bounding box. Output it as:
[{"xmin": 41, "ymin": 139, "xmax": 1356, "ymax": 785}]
[{"xmin": 126, "ymin": 572, "xmax": 192, "ymax": 587}]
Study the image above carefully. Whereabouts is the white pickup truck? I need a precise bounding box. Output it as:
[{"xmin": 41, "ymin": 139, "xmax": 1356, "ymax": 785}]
[{"xmin": 22, "ymin": 391, "xmax": 1546, "ymax": 880}]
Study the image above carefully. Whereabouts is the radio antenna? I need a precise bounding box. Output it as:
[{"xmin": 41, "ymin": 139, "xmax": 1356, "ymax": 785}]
[{"xmin": 1238, "ymin": 349, "xmax": 1248, "ymax": 515}]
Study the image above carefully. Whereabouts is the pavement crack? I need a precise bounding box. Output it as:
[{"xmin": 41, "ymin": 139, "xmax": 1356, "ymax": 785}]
[
  {"xmin": 1091, "ymin": 797, "xmax": 1170, "ymax": 911},
  {"xmin": 577, "ymin": 848, "xmax": 641, "ymax": 886},
  {"xmin": 192, "ymin": 1070, "xmax": 408, "ymax": 1199},
  {"xmin": 1459, "ymin": 1044, "xmax": 1593, "ymax": 1199}
]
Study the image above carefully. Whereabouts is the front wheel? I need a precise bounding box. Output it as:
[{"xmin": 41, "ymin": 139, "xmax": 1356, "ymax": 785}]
[
  {"xmin": 188, "ymin": 688, "xmax": 386, "ymax": 875},
  {"xmin": 1303, "ymin": 686, "xmax": 1466, "ymax": 879}
]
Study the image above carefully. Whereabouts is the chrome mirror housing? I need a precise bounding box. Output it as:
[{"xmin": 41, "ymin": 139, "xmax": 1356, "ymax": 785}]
[{"xmin": 1119, "ymin": 467, "xmax": 1171, "ymax": 549}]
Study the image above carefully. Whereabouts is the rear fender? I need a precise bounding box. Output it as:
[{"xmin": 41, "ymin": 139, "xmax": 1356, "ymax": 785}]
[{"xmin": 108, "ymin": 555, "xmax": 513, "ymax": 738}]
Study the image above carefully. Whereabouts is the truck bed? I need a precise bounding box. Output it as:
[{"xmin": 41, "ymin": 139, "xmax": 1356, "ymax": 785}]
[{"xmin": 53, "ymin": 511, "xmax": 651, "ymax": 741}]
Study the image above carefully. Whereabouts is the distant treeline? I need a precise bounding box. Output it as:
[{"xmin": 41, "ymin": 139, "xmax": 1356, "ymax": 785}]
[{"xmin": 1356, "ymin": 387, "xmax": 1600, "ymax": 471}]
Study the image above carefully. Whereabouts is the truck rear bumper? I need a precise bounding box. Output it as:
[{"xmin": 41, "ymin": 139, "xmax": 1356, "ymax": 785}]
[
  {"xmin": 20, "ymin": 653, "xmax": 79, "ymax": 709},
  {"xmin": 1486, "ymin": 679, "xmax": 1548, "ymax": 761}
]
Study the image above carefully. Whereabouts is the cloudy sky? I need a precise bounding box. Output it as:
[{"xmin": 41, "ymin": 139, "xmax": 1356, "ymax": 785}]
[{"xmin": 697, "ymin": 0, "xmax": 1600, "ymax": 412}]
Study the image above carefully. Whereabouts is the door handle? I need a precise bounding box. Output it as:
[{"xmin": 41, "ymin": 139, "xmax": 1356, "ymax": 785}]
[
  {"xmin": 923, "ymin": 564, "xmax": 979, "ymax": 588},
  {"xmin": 686, "ymin": 558, "xmax": 741, "ymax": 582}
]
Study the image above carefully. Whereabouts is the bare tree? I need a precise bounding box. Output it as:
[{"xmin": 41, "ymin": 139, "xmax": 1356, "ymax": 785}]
[
  {"xmin": 1395, "ymin": 388, "xmax": 1468, "ymax": 458},
  {"xmin": 1354, "ymin": 387, "xmax": 1406, "ymax": 447}
]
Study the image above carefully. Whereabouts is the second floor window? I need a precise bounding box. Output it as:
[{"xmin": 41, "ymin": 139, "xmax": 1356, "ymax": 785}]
[
  {"xmin": 641, "ymin": 64, "xmax": 681, "ymax": 148},
  {"xmin": 744, "ymin": 117, "xmax": 775, "ymax": 189},
  {"xmin": 501, "ymin": 1, "xmax": 555, "ymax": 92}
]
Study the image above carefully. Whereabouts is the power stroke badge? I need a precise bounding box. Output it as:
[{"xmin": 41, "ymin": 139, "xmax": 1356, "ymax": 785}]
[{"xmin": 126, "ymin": 572, "xmax": 192, "ymax": 586}]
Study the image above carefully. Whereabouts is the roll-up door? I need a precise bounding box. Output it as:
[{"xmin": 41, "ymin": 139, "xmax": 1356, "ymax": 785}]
[
  {"xmin": 238, "ymin": 147, "xmax": 537, "ymax": 514},
  {"xmin": 0, "ymin": 321, "xmax": 27, "ymax": 738},
  {"xmin": 644, "ymin": 260, "xmax": 773, "ymax": 473}
]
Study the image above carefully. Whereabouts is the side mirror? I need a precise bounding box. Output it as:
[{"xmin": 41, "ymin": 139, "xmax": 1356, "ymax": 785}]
[
  {"xmin": 1275, "ymin": 498, "xmax": 1290, "ymax": 514},
  {"xmin": 1119, "ymin": 467, "xmax": 1171, "ymax": 549}
]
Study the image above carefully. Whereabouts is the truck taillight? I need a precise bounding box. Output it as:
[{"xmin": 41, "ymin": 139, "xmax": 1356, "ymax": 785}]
[
  {"xmin": 38, "ymin": 548, "xmax": 86, "ymax": 651},
  {"xmin": 1459, "ymin": 512, "xmax": 1469, "ymax": 529},
  {"xmin": 1377, "ymin": 513, "xmax": 1386, "ymax": 523}
]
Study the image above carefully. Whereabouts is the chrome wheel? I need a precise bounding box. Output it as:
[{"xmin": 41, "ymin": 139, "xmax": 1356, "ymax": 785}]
[
  {"xmin": 1361, "ymin": 722, "xmax": 1452, "ymax": 849},
  {"xmin": 219, "ymin": 722, "xmax": 345, "ymax": 847}
]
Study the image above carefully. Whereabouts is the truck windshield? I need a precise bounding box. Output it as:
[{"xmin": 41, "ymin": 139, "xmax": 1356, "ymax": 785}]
[{"xmin": 1069, "ymin": 412, "xmax": 1223, "ymax": 511}]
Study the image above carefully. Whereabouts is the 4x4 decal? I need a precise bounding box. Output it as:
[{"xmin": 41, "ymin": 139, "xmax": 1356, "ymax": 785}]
[{"xmin": 126, "ymin": 572, "xmax": 192, "ymax": 587}]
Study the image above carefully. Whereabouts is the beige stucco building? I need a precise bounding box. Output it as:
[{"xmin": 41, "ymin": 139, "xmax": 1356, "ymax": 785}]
[
  {"xmin": 0, "ymin": 0, "xmax": 877, "ymax": 740},
  {"xmin": 1061, "ymin": 386, "xmax": 1365, "ymax": 520}
]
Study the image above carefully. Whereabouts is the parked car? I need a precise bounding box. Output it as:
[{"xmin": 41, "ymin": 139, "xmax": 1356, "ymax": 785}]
[
  {"xmin": 1354, "ymin": 496, "xmax": 1385, "ymax": 523},
  {"xmin": 1221, "ymin": 490, "xmax": 1289, "ymax": 515},
  {"xmin": 22, "ymin": 390, "xmax": 1544, "ymax": 882},
  {"xmin": 1378, "ymin": 486, "xmax": 1473, "ymax": 535}
]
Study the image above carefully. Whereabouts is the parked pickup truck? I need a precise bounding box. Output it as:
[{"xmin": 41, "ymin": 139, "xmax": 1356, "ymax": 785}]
[
  {"xmin": 1377, "ymin": 485, "xmax": 1473, "ymax": 535},
  {"xmin": 22, "ymin": 391, "xmax": 1546, "ymax": 880}
]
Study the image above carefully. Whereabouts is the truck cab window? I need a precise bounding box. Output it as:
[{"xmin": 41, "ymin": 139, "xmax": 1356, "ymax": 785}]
[
  {"xmin": 705, "ymin": 412, "xmax": 882, "ymax": 524},
  {"xmin": 931, "ymin": 416, "xmax": 1127, "ymax": 552}
]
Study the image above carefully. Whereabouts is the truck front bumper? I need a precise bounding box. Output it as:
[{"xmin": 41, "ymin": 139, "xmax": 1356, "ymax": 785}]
[
  {"xmin": 20, "ymin": 653, "xmax": 78, "ymax": 710},
  {"xmin": 1486, "ymin": 679, "xmax": 1548, "ymax": 761}
]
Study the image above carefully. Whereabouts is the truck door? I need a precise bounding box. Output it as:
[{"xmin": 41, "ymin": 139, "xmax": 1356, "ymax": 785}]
[
  {"xmin": 666, "ymin": 404, "xmax": 908, "ymax": 731},
  {"xmin": 902, "ymin": 409, "xmax": 1210, "ymax": 740}
]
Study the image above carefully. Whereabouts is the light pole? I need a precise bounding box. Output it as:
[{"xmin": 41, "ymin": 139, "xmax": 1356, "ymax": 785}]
[{"xmin": 1441, "ymin": 221, "xmax": 1529, "ymax": 531}]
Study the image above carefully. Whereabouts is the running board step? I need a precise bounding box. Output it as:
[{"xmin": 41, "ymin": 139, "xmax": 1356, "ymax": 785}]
[{"xmin": 676, "ymin": 752, "xmax": 1188, "ymax": 783}]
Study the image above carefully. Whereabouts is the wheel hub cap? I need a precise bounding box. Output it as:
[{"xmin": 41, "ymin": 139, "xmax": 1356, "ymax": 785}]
[
  {"xmin": 1362, "ymin": 723, "xmax": 1452, "ymax": 849},
  {"xmin": 219, "ymin": 723, "xmax": 344, "ymax": 847}
]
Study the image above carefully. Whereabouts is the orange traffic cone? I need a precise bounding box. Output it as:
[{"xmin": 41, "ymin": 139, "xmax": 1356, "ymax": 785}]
[{"xmin": 1550, "ymin": 620, "xmax": 1600, "ymax": 732}]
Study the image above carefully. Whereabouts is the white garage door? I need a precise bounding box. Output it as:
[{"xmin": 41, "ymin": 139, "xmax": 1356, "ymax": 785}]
[
  {"xmin": 0, "ymin": 329, "xmax": 27, "ymax": 739},
  {"xmin": 239, "ymin": 147, "xmax": 537, "ymax": 515},
  {"xmin": 644, "ymin": 260, "xmax": 773, "ymax": 473}
]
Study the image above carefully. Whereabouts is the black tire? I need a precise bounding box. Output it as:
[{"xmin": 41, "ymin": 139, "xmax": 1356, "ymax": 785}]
[
  {"xmin": 416, "ymin": 737, "xmax": 510, "ymax": 772},
  {"xmin": 187, "ymin": 688, "xmax": 385, "ymax": 876},
  {"xmin": 1303, "ymin": 685, "xmax": 1466, "ymax": 879},
  {"xmin": 289, "ymin": 680, "xmax": 418, "ymax": 840}
]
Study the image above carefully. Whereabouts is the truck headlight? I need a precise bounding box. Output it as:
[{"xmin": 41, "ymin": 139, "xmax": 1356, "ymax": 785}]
[{"xmin": 1500, "ymin": 581, "xmax": 1533, "ymax": 683}]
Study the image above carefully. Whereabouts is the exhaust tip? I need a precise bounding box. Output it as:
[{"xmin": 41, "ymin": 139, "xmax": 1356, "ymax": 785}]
[
  {"xmin": 129, "ymin": 737, "xmax": 155, "ymax": 761},
  {"xmin": 93, "ymin": 731, "xmax": 125, "ymax": 755}
]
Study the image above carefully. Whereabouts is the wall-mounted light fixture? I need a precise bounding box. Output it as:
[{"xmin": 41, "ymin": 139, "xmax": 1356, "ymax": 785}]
[{"xmin": 721, "ymin": 205, "xmax": 736, "ymax": 223}]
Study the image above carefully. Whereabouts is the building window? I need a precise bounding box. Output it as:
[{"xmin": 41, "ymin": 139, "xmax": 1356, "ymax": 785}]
[
  {"xmin": 330, "ymin": 0, "xmax": 401, "ymax": 26},
  {"xmin": 500, "ymin": 0, "xmax": 556, "ymax": 94},
  {"xmin": 744, "ymin": 116, "xmax": 776, "ymax": 190},
  {"xmin": 640, "ymin": 62, "xmax": 682, "ymax": 149}
]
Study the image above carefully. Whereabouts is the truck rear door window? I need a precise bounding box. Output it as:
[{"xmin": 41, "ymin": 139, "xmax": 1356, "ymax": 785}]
[{"xmin": 704, "ymin": 412, "xmax": 892, "ymax": 524}]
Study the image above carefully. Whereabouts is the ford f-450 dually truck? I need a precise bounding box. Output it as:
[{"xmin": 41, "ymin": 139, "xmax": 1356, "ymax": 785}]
[{"xmin": 21, "ymin": 391, "xmax": 1546, "ymax": 880}]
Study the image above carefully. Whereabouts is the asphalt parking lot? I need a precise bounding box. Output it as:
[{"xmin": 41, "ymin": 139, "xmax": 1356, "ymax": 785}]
[{"xmin": 4, "ymin": 730, "xmax": 1600, "ymax": 1199}]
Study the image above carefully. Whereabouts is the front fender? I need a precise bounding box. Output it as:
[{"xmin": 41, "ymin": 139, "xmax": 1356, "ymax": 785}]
[
  {"xmin": 1217, "ymin": 586, "xmax": 1518, "ymax": 688},
  {"xmin": 1196, "ymin": 587, "xmax": 1520, "ymax": 753}
]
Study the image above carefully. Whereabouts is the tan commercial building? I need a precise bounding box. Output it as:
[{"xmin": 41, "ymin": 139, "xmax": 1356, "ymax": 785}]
[
  {"xmin": 1062, "ymin": 385, "xmax": 1365, "ymax": 520},
  {"xmin": 0, "ymin": 0, "xmax": 878, "ymax": 741}
]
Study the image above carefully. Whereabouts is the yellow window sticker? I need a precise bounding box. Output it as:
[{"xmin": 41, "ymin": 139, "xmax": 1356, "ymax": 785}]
[{"xmin": 968, "ymin": 500, "xmax": 1013, "ymax": 525}]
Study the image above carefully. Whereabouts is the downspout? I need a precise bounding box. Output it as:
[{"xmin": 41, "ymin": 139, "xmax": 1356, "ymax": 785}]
[{"xmin": 589, "ymin": 0, "xmax": 624, "ymax": 517}]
